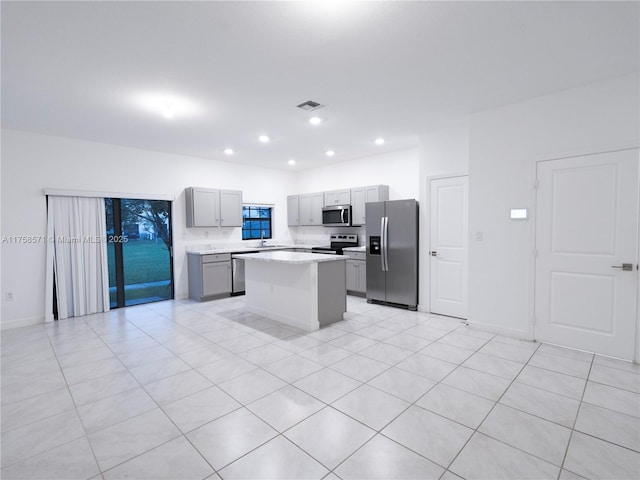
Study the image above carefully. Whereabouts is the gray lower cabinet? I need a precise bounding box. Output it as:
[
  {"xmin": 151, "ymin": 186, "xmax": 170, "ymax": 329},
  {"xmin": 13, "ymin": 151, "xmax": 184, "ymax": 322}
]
[
  {"xmin": 188, "ymin": 252, "xmax": 232, "ymax": 301},
  {"xmin": 345, "ymin": 251, "xmax": 366, "ymax": 295}
]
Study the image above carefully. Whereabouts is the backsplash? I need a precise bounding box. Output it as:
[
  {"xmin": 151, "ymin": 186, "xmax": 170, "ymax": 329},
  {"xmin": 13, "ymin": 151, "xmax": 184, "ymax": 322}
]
[{"xmin": 184, "ymin": 226, "xmax": 366, "ymax": 252}]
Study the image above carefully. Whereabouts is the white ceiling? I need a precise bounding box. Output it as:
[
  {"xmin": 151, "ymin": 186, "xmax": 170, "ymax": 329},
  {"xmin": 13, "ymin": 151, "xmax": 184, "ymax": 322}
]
[{"xmin": 2, "ymin": 1, "xmax": 638, "ymax": 171}]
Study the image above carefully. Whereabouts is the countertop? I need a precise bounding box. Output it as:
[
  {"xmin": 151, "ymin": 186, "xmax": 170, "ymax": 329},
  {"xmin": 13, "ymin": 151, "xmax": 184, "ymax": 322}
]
[
  {"xmin": 232, "ymin": 251, "xmax": 347, "ymax": 264},
  {"xmin": 342, "ymin": 246, "xmax": 366, "ymax": 252},
  {"xmin": 185, "ymin": 244, "xmax": 317, "ymax": 255}
]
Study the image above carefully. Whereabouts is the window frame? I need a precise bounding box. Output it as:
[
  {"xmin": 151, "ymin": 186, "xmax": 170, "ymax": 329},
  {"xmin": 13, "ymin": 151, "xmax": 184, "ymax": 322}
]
[{"xmin": 242, "ymin": 205, "xmax": 273, "ymax": 240}]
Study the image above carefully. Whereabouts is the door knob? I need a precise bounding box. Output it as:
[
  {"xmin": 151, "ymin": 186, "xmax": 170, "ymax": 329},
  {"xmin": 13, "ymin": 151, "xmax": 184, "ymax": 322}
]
[
  {"xmin": 611, "ymin": 263, "xmax": 633, "ymax": 271},
  {"xmin": 430, "ymin": 251, "xmax": 438, "ymax": 257}
]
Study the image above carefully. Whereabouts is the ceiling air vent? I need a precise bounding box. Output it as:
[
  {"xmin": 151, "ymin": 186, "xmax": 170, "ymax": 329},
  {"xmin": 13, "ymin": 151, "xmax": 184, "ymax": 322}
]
[{"xmin": 296, "ymin": 100, "xmax": 323, "ymax": 111}]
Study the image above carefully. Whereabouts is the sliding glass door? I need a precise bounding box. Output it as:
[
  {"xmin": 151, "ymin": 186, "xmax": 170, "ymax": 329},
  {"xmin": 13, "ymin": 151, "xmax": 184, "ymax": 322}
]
[{"xmin": 105, "ymin": 198, "xmax": 173, "ymax": 308}]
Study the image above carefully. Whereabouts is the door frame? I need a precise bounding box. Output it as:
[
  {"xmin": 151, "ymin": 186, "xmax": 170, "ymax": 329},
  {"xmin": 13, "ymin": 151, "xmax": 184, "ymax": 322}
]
[
  {"xmin": 44, "ymin": 189, "xmax": 175, "ymax": 321},
  {"xmin": 529, "ymin": 144, "xmax": 640, "ymax": 362},
  {"xmin": 424, "ymin": 172, "xmax": 469, "ymax": 317}
]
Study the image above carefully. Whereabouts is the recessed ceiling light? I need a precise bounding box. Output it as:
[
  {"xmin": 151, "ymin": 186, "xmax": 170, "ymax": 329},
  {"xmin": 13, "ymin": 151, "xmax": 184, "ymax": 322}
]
[
  {"xmin": 374, "ymin": 138, "xmax": 385, "ymax": 145},
  {"xmin": 326, "ymin": 150, "xmax": 335, "ymax": 157},
  {"xmin": 309, "ymin": 117, "xmax": 322, "ymax": 125},
  {"xmin": 162, "ymin": 103, "xmax": 174, "ymax": 119},
  {"xmin": 258, "ymin": 135, "xmax": 270, "ymax": 143},
  {"xmin": 288, "ymin": 159, "xmax": 296, "ymax": 166},
  {"xmin": 133, "ymin": 92, "xmax": 202, "ymax": 119},
  {"xmin": 224, "ymin": 148, "xmax": 234, "ymax": 155}
]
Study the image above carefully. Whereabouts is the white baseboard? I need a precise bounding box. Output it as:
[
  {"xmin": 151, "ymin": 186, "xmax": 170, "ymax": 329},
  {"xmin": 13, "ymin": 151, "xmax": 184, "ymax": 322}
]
[
  {"xmin": 464, "ymin": 320, "xmax": 533, "ymax": 341},
  {"xmin": 1, "ymin": 315, "xmax": 46, "ymax": 331}
]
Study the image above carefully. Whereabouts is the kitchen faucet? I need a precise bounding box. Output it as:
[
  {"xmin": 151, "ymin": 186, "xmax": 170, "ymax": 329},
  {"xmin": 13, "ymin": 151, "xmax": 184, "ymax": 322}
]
[{"xmin": 260, "ymin": 230, "xmax": 265, "ymax": 247}]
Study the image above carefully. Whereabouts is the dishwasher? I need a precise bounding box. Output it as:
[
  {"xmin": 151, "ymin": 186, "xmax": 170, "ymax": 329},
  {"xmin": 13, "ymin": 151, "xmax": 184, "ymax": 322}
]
[{"xmin": 231, "ymin": 252, "xmax": 258, "ymax": 295}]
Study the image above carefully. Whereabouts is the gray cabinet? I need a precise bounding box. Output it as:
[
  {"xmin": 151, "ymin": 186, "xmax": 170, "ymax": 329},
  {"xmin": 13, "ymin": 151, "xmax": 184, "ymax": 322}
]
[
  {"xmin": 186, "ymin": 187, "xmax": 242, "ymax": 228},
  {"xmin": 324, "ymin": 189, "xmax": 351, "ymax": 206},
  {"xmin": 351, "ymin": 185, "xmax": 389, "ymax": 226},
  {"xmin": 298, "ymin": 192, "xmax": 324, "ymax": 225},
  {"xmin": 288, "ymin": 185, "xmax": 388, "ymax": 228},
  {"xmin": 287, "ymin": 195, "xmax": 300, "ymax": 226},
  {"xmin": 220, "ymin": 190, "xmax": 243, "ymax": 227},
  {"xmin": 188, "ymin": 252, "xmax": 232, "ymax": 300},
  {"xmin": 186, "ymin": 187, "xmax": 219, "ymax": 227},
  {"xmin": 345, "ymin": 251, "xmax": 366, "ymax": 295}
]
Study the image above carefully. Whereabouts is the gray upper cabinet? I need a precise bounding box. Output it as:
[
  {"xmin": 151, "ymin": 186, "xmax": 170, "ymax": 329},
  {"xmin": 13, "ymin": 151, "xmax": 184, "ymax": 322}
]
[
  {"xmin": 298, "ymin": 192, "xmax": 324, "ymax": 225},
  {"xmin": 287, "ymin": 185, "xmax": 389, "ymax": 228},
  {"xmin": 220, "ymin": 190, "xmax": 243, "ymax": 227},
  {"xmin": 186, "ymin": 187, "xmax": 242, "ymax": 228},
  {"xmin": 287, "ymin": 195, "xmax": 300, "ymax": 226},
  {"xmin": 324, "ymin": 189, "xmax": 351, "ymax": 206},
  {"xmin": 186, "ymin": 187, "xmax": 219, "ymax": 227},
  {"xmin": 351, "ymin": 185, "xmax": 389, "ymax": 226}
]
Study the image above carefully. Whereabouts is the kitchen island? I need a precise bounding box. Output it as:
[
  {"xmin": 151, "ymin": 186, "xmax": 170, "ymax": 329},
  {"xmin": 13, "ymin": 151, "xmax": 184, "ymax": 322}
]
[{"xmin": 232, "ymin": 251, "xmax": 346, "ymax": 332}]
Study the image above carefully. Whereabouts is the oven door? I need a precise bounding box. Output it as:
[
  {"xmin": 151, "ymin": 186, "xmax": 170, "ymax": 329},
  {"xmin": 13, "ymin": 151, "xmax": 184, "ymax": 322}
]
[{"xmin": 322, "ymin": 205, "xmax": 351, "ymax": 226}]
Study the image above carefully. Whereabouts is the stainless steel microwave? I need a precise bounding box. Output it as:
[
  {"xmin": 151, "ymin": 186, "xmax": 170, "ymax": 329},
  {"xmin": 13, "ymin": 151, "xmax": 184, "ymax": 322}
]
[{"xmin": 322, "ymin": 205, "xmax": 352, "ymax": 227}]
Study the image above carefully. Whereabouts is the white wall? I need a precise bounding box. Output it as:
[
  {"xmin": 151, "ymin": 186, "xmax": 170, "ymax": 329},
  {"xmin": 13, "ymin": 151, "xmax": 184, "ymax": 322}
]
[
  {"xmin": 0, "ymin": 130, "xmax": 296, "ymax": 328},
  {"xmin": 420, "ymin": 123, "xmax": 470, "ymax": 178},
  {"xmin": 468, "ymin": 73, "xmax": 639, "ymax": 338},
  {"xmin": 294, "ymin": 148, "xmax": 419, "ymax": 200},
  {"xmin": 418, "ymin": 122, "xmax": 470, "ymax": 312}
]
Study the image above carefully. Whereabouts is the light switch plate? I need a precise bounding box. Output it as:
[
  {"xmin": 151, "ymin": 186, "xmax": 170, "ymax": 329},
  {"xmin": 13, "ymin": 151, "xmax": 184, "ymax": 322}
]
[{"xmin": 510, "ymin": 208, "xmax": 528, "ymax": 220}]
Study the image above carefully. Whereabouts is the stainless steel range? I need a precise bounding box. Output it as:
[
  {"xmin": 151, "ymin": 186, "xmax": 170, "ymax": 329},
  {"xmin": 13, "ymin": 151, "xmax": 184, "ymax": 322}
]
[{"xmin": 311, "ymin": 234, "xmax": 358, "ymax": 255}]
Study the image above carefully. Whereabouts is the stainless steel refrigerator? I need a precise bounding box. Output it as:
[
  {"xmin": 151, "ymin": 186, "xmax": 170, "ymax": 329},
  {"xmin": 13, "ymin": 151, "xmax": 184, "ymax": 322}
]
[{"xmin": 366, "ymin": 199, "xmax": 418, "ymax": 310}]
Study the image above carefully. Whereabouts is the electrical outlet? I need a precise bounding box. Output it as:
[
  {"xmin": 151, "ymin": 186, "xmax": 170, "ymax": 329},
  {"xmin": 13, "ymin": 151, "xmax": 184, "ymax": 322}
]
[
  {"xmin": 476, "ymin": 231, "xmax": 484, "ymax": 241},
  {"xmin": 6, "ymin": 292, "xmax": 14, "ymax": 301}
]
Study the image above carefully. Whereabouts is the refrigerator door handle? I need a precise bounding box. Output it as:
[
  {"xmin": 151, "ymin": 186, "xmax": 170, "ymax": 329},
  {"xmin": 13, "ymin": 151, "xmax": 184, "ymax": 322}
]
[
  {"xmin": 380, "ymin": 217, "xmax": 386, "ymax": 271},
  {"xmin": 382, "ymin": 216, "xmax": 389, "ymax": 271}
]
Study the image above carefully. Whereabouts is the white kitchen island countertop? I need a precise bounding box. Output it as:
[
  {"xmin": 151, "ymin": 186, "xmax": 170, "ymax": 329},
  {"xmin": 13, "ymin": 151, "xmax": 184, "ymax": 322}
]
[
  {"xmin": 238, "ymin": 250, "xmax": 347, "ymax": 331},
  {"xmin": 185, "ymin": 244, "xmax": 319, "ymax": 255},
  {"xmin": 342, "ymin": 246, "xmax": 366, "ymax": 252},
  {"xmin": 233, "ymin": 251, "xmax": 346, "ymax": 263}
]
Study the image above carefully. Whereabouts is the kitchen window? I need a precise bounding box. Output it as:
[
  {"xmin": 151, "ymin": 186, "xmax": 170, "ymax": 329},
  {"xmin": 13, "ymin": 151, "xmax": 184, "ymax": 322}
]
[{"xmin": 242, "ymin": 206, "xmax": 272, "ymax": 240}]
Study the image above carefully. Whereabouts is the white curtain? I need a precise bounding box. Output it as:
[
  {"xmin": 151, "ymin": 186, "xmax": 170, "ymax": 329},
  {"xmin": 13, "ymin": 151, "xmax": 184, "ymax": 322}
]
[{"xmin": 48, "ymin": 196, "xmax": 110, "ymax": 319}]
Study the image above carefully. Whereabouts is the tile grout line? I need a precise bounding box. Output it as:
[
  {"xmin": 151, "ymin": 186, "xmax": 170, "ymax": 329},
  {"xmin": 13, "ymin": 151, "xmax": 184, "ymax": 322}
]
[
  {"xmin": 556, "ymin": 349, "xmax": 596, "ymax": 480},
  {"xmin": 439, "ymin": 340, "xmax": 543, "ymax": 477},
  {"xmin": 4, "ymin": 297, "xmax": 638, "ymax": 479}
]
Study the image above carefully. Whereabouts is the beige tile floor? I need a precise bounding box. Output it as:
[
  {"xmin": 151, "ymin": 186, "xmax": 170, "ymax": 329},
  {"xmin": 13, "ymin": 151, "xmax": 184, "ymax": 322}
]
[{"xmin": 1, "ymin": 296, "xmax": 639, "ymax": 479}]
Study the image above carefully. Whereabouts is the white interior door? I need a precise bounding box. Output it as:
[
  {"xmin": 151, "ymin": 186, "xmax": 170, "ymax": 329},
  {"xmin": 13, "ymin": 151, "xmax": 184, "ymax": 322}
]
[
  {"xmin": 535, "ymin": 149, "xmax": 639, "ymax": 360},
  {"xmin": 429, "ymin": 176, "xmax": 468, "ymax": 319}
]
